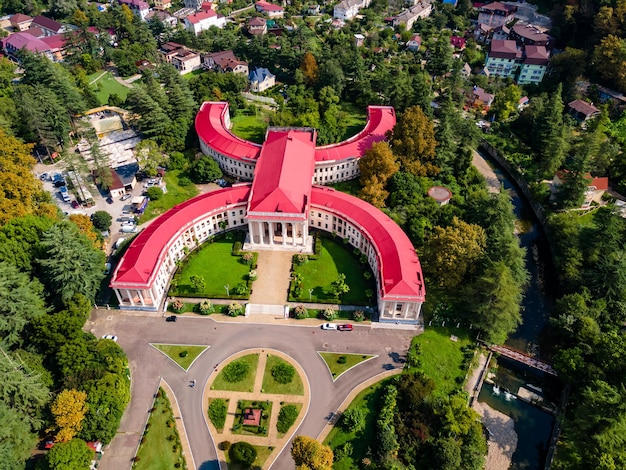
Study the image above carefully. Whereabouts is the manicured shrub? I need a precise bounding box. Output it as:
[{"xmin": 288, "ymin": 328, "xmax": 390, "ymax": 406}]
[
  {"xmin": 232, "ymin": 241, "xmax": 242, "ymax": 254},
  {"xmin": 171, "ymin": 299, "xmax": 184, "ymax": 313},
  {"xmin": 248, "ymin": 270, "xmax": 257, "ymax": 281},
  {"xmin": 177, "ymin": 176, "xmax": 192, "ymax": 187},
  {"xmin": 220, "ymin": 441, "xmax": 231, "ymax": 451},
  {"xmin": 197, "ymin": 299, "xmax": 213, "ymax": 315},
  {"xmin": 277, "ymin": 404, "xmax": 299, "ymax": 433},
  {"xmin": 208, "ymin": 399, "xmax": 228, "ymax": 429},
  {"xmin": 352, "ymin": 310, "xmax": 365, "ymax": 322},
  {"xmin": 147, "ymin": 187, "xmax": 163, "ymax": 200},
  {"xmin": 242, "ymin": 252, "xmax": 254, "ymax": 265},
  {"xmin": 293, "ymin": 305, "xmax": 308, "ymax": 319},
  {"xmin": 271, "ymin": 362, "xmax": 295, "ymax": 384},
  {"xmin": 223, "ymin": 360, "xmax": 249, "ymax": 383},
  {"xmin": 337, "ymin": 356, "xmax": 347, "ymax": 364},
  {"xmin": 229, "ymin": 441, "xmax": 257, "ymax": 466},
  {"xmin": 341, "ymin": 408, "xmax": 365, "ymax": 432},
  {"xmin": 233, "ymin": 283, "xmax": 249, "ymax": 295},
  {"xmin": 179, "ymin": 350, "xmax": 188, "ymax": 358},
  {"xmin": 228, "ymin": 301, "xmax": 244, "ymax": 316},
  {"xmin": 323, "ymin": 307, "xmax": 337, "ymax": 321}
]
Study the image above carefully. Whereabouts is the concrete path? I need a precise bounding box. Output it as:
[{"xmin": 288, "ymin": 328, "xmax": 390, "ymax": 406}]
[
  {"xmin": 473, "ymin": 150, "xmax": 501, "ymax": 194},
  {"xmin": 248, "ymin": 251, "xmax": 293, "ymax": 304}
]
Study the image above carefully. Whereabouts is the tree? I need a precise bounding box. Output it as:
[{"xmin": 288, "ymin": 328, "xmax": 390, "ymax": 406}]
[
  {"xmin": 300, "ymin": 51, "xmax": 319, "ymax": 85},
  {"xmin": 134, "ymin": 139, "xmax": 167, "ymax": 176},
  {"xmin": 421, "ymin": 217, "xmax": 487, "ymax": 289},
  {"xmin": 391, "ymin": 106, "xmax": 438, "ymax": 177},
  {"xmin": 341, "ymin": 408, "xmax": 365, "ymax": 432},
  {"xmin": 190, "ymin": 155, "xmax": 223, "ymax": 183},
  {"xmin": 427, "ymin": 34, "xmax": 453, "ymax": 76},
  {"xmin": 291, "ymin": 435, "xmax": 333, "ymax": 470},
  {"xmin": 490, "ymin": 84, "xmax": 522, "ymax": 121},
  {"xmin": 359, "ymin": 141, "xmax": 399, "ymax": 189},
  {"xmin": 37, "ymin": 222, "xmax": 106, "ymax": 305},
  {"xmin": 593, "ymin": 35, "xmax": 626, "ymax": 92},
  {"xmin": 190, "ymin": 275, "xmax": 206, "ymax": 292},
  {"xmin": 0, "ymin": 262, "xmax": 47, "ymax": 349},
  {"xmin": 229, "ymin": 441, "xmax": 257, "ymax": 466},
  {"xmin": 146, "ymin": 187, "xmax": 164, "ymax": 201},
  {"xmin": 91, "ymin": 211, "xmax": 112, "ymax": 232},
  {"xmin": 535, "ymin": 84, "xmax": 569, "ymax": 177},
  {"xmin": 330, "ymin": 273, "xmax": 350, "ymax": 298},
  {"xmin": 51, "ymin": 389, "xmax": 88, "ymax": 443},
  {"xmin": 69, "ymin": 214, "xmax": 101, "ymax": 249},
  {"xmin": 44, "ymin": 438, "xmax": 94, "ymax": 470},
  {"xmin": 0, "ymin": 215, "xmax": 56, "ymax": 273},
  {"xmin": 0, "ymin": 401, "xmax": 36, "ymax": 470}
]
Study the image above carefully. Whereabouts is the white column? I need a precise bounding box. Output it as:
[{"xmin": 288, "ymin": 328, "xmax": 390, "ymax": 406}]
[
  {"xmin": 292, "ymin": 223, "xmax": 297, "ymax": 247},
  {"xmin": 281, "ymin": 222, "xmax": 286, "ymax": 246},
  {"xmin": 303, "ymin": 223, "xmax": 308, "ymax": 244},
  {"xmin": 269, "ymin": 222, "xmax": 274, "ymax": 245},
  {"xmin": 126, "ymin": 289, "xmax": 135, "ymax": 306},
  {"xmin": 137, "ymin": 290, "xmax": 145, "ymax": 306},
  {"xmin": 114, "ymin": 288, "xmax": 123, "ymax": 305}
]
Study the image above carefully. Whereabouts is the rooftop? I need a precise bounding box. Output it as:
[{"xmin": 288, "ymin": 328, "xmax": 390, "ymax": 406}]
[{"xmin": 568, "ymin": 100, "xmax": 600, "ymax": 117}]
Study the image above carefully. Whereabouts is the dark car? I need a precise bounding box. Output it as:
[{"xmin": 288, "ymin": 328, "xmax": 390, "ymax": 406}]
[
  {"xmin": 106, "ymin": 196, "xmax": 114, "ymax": 204},
  {"xmin": 338, "ymin": 324, "xmax": 353, "ymax": 331},
  {"xmin": 165, "ymin": 315, "xmax": 177, "ymax": 322},
  {"xmin": 71, "ymin": 200, "xmax": 80, "ymax": 209}
]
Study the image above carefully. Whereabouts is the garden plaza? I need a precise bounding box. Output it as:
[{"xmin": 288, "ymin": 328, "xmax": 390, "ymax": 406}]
[{"xmin": 110, "ymin": 102, "xmax": 426, "ymax": 324}]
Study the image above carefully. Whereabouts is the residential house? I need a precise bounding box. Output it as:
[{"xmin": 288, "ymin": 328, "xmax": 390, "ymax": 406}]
[
  {"xmin": 518, "ymin": 96, "xmax": 529, "ymax": 110},
  {"xmin": 10, "ymin": 13, "xmax": 32, "ymax": 31},
  {"xmin": 159, "ymin": 42, "xmax": 201, "ymax": 75},
  {"xmin": 461, "ymin": 62, "xmax": 471, "ymax": 77},
  {"xmin": 247, "ymin": 16, "xmax": 267, "ymax": 36},
  {"xmin": 200, "ymin": 2, "xmax": 218, "ymax": 12},
  {"xmin": 118, "ymin": 0, "xmax": 151, "ymax": 20},
  {"xmin": 307, "ymin": 4, "xmax": 320, "ymax": 14},
  {"xmin": 249, "ymin": 67, "xmax": 275, "ymax": 92},
  {"xmin": 354, "ymin": 33, "xmax": 365, "ymax": 47},
  {"xmin": 153, "ymin": 0, "xmax": 172, "ymax": 10},
  {"xmin": 184, "ymin": 10, "xmax": 226, "ymax": 34},
  {"xmin": 333, "ymin": 0, "xmax": 371, "ymax": 21},
  {"xmin": 202, "ymin": 50, "xmax": 248, "ymax": 74},
  {"xmin": 108, "ymin": 163, "xmax": 139, "ymax": 198},
  {"xmin": 407, "ymin": 34, "xmax": 421, "ymax": 51},
  {"xmin": 392, "ymin": 1, "xmax": 432, "ymax": 29},
  {"xmin": 517, "ymin": 44, "xmax": 549, "ymax": 84},
  {"xmin": 469, "ymin": 86, "xmax": 494, "ymax": 112},
  {"xmin": 509, "ymin": 22, "xmax": 552, "ymax": 48},
  {"xmin": 568, "ymin": 100, "xmax": 601, "ymax": 122},
  {"xmin": 184, "ymin": 0, "xmax": 203, "ymax": 9},
  {"xmin": 484, "ymin": 39, "xmax": 521, "ymax": 78},
  {"xmin": 25, "ymin": 26, "xmax": 45, "ymax": 38},
  {"xmin": 450, "ymin": 35, "xmax": 466, "ymax": 50},
  {"xmin": 477, "ymin": 2, "xmax": 516, "ymax": 29},
  {"xmin": 31, "ymin": 15, "xmax": 65, "ymax": 36},
  {"xmin": 145, "ymin": 9, "xmax": 178, "ymax": 27},
  {"xmin": 255, "ymin": 1, "xmax": 284, "ymax": 18},
  {"xmin": 1, "ymin": 32, "xmax": 66, "ymax": 62},
  {"xmin": 553, "ymin": 170, "xmax": 609, "ymax": 208}
]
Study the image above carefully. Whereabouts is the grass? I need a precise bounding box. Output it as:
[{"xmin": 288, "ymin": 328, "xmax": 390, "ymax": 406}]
[
  {"xmin": 231, "ymin": 110, "xmax": 270, "ymax": 144},
  {"xmin": 406, "ymin": 326, "xmax": 474, "ymax": 396},
  {"xmin": 212, "ymin": 354, "xmax": 259, "ymax": 392},
  {"xmin": 151, "ymin": 344, "xmax": 208, "ymax": 371},
  {"xmin": 339, "ymin": 102, "xmax": 367, "ymax": 141},
  {"xmin": 291, "ymin": 237, "xmax": 375, "ymax": 305},
  {"xmin": 225, "ymin": 444, "xmax": 273, "ymax": 470},
  {"xmin": 331, "ymin": 179, "xmax": 362, "ymax": 196},
  {"xmin": 324, "ymin": 379, "xmax": 393, "ymax": 470},
  {"xmin": 232, "ymin": 400, "xmax": 273, "ymax": 436},
  {"xmin": 134, "ymin": 388, "xmax": 185, "ymax": 470},
  {"xmin": 276, "ymin": 402, "xmax": 302, "ymax": 438},
  {"xmin": 138, "ymin": 170, "xmax": 199, "ymax": 224},
  {"xmin": 181, "ymin": 68, "xmax": 207, "ymax": 80},
  {"xmin": 261, "ymin": 355, "xmax": 304, "ymax": 395},
  {"xmin": 169, "ymin": 235, "xmax": 252, "ymax": 298},
  {"xmin": 87, "ymin": 70, "xmax": 131, "ymax": 105},
  {"xmin": 318, "ymin": 352, "xmax": 374, "ymax": 380}
]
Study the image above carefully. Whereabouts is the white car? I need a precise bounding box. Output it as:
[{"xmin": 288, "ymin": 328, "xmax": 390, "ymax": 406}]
[
  {"xmin": 102, "ymin": 334, "xmax": 118, "ymax": 342},
  {"xmin": 120, "ymin": 194, "xmax": 132, "ymax": 201},
  {"xmin": 321, "ymin": 323, "xmax": 338, "ymax": 330}
]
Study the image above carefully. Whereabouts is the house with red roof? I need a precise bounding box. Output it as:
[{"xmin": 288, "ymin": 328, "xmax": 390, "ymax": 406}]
[
  {"xmin": 10, "ymin": 13, "xmax": 33, "ymax": 31},
  {"xmin": 484, "ymin": 39, "xmax": 521, "ymax": 78},
  {"xmin": 111, "ymin": 102, "xmax": 425, "ymax": 324},
  {"xmin": 184, "ymin": 10, "xmax": 226, "ymax": 34},
  {"xmin": 247, "ymin": 16, "xmax": 267, "ymax": 35},
  {"xmin": 31, "ymin": 15, "xmax": 66, "ymax": 36},
  {"xmin": 477, "ymin": 2, "xmax": 516, "ymax": 29},
  {"xmin": 568, "ymin": 100, "xmax": 601, "ymax": 122},
  {"xmin": 202, "ymin": 50, "xmax": 248, "ymax": 75},
  {"xmin": 553, "ymin": 170, "xmax": 609, "ymax": 208},
  {"xmin": 255, "ymin": 1, "xmax": 284, "ymax": 18},
  {"xmin": 1, "ymin": 32, "xmax": 67, "ymax": 62},
  {"xmin": 450, "ymin": 35, "xmax": 466, "ymax": 50},
  {"xmin": 159, "ymin": 42, "xmax": 201, "ymax": 75},
  {"xmin": 518, "ymin": 44, "xmax": 549, "ymax": 84}
]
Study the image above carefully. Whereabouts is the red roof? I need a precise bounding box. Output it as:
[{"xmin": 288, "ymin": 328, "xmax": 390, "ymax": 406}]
[
  {"xmin": 450, "ymin": 36, "xmax": 466, "ymax": 49},
  {"xmin": 248, "ymin": 129, "xmax": 316, "ymax": 218},
  {"xmin": 591, "ymin": 177, "xmax": 609, "ymax": 190},
  {"xmin": 11, "ymin": 13, "xmax": 32, "ymax": 24},
  {"xmin": 111, "ymin": 186, "xmax": 251, "ymax": 288},
  {"xmin": 195, "ymin": 102, "xmax": 396, "ymax": 164},
  {"xmin": 256, "ymin": 0, "xmax": 283, "ymax": 11},
  {"xmin": 195, "ymin": 102, "xmax": 261, "ymax": 161},
  {"xmin": 41, "ymin": 34, "xmax": 66, "ymax": 50},
  {"xmin": 311, "ymin": 186, "xmax": 425, "ymax": 300},
  {"xmin": 187, "ymin": 10, "xmax": 217, "ymax": 23}
]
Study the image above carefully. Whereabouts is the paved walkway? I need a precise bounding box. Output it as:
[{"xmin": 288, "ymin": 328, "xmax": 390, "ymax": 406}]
[
  {"xmin": 249, "ymin": 251, "xmax": 293, "ymax": 305},
  {"xmin": 203, "ymin": 349, "xmax": 310, "ymax": 469},
  {"xmin": 473, "ymin": 150, "xmax": 501, "ymax": 194}
]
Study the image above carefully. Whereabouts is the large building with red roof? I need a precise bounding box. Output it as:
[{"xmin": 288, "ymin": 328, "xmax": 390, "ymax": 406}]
[{"xmin": 111, "ymin": 103, "xmax": 425, "ymax": 324}]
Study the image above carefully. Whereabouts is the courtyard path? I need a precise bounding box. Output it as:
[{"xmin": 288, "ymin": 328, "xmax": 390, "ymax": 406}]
[
  {"xmin": 203, "ymin": 349, "xmax": 310, "ymax": 469},
  {"xmin": 248, "ymin": 251, "xmax": 294, "ymax": 305}
]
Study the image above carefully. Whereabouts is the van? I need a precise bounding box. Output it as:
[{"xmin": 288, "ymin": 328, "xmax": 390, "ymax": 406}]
[
  {"xmin": 120, "ymin": 225, "xmax": 137, "ymax": 234},
  {"xmin": 59, "ymin": 186, "xmax": 71, "ymax": 202},
  {"xmin": 114, "ymin": 238, "xmax": 126, "ymax": 249}
]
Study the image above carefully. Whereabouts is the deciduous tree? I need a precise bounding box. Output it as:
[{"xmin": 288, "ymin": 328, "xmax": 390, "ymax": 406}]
[
  {"xmin": 291, "ymin": 435, "xmax": 333, "ymax": 470},
  {"xmin": 44, "ymin": 438, "xmax": 94, "ymax": 470},
  {"xmin": 391, "ymin": 106, "xmax": 438, "ymax": 177},
  {"xmin": 51, "ymin": 389, "xmax": 88, "ymax": 443}
]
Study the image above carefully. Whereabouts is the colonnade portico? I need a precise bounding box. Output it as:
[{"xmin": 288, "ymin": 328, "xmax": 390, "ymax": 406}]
[{"xmin": 247, "ymin": 219, "xmax": 310, "ymax": 250}]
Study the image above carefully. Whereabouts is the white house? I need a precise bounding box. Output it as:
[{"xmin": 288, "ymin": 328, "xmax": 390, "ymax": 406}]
[
  {"xmin": 184, "ymin": 10, "xmax": 226, "ymax": 34},
  {"xmin": 249, "ymin": 67, "xmax": 275, "ymax": 92},
  {"xmin": 333, "ymin": 0, "xmax": 371, "ymax": 20}
]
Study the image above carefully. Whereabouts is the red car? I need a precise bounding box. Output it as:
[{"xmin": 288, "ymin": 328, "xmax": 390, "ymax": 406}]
[{"xmin": 338, "ymin": 324, "xmax": 353, "ymax": 331}]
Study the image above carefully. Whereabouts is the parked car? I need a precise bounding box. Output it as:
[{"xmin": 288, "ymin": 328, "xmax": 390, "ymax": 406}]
[
  {"xmin": 71, "ymin": 200, "xmax": 80, "ymax": 209},
  {"xmin": 120, "ymin": 194, "xmax": 132, "ymax": 201},
  {"xmin": 106, "ymin": 197, "xmax": 114, "ymax": 204},
  {"xmin": 114, "ymin": 238, "xmax": 126, "ymax": 249},
  {"xmin": 40, "ymin": 172, "xmax": 49, "ymax": 181},
  {"xmin": 321, "ymin": 323, "xmax": 338, "ymax": 330},
  {"xmin": 120, "ymin": 225, "xmax": 138, "ymax": 233},
  {"xmin": 104, "ymin": 263, "xmax": 111, "ymax": 275},
  {"xmin": 338, "ymin": 324, "xmax": 353, "ymax": 331},
  {"xmin": 101, "ymin": 334, "xmax": 118, "ymax": 342},
  {"xmin": 165, "ymin": 315, "xmax": 177, "ymax": 322}
]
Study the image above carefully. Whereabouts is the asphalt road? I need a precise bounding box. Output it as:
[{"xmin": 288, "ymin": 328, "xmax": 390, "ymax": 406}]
[{"xmin": 88, "ymin": 311, "xmax": 415, "ymax": 470}]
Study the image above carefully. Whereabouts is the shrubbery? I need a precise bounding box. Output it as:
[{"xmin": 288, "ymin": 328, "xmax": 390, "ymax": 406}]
[
  {"xmin": 341, "ymin": 408, "xmax": 365, "ymax": 432},
  {"xmin": 223, "ymin": 360, "xmax": 249, "ymax": 383},
  {"xmin": 228, "ymin": 301, "xmax": 244, "ymax": 316},
  {"xmin": 352, "ymin": 310, "xmax": 365, "ymax": 322},
  {"xmin": 208, "ymin": 399, "xmax": 228, "ymax": 429},
  {"xmin": 196, "ymin": 299, "xmax": 213, "ymax": 315},
  {"xmin": 271, "ymin": 362, "xmax": 295, "ymax": 384},
  {"xmin": 293, "ymin": 305, "xmax": 308, "ymax": 319},
  {"xmin": 277, "ymin": 404, "xmax": 299, "ymax": 433},
  {"xmin": 323, "ymin": 307, "xmax": 337, "ymax": 320},
  {"xmin": 229, "ymin": 441, "xmax": 257, "ymax": 466},
  {"xmin": 171, "ymin": 299, "xmax": 184, "ymax": 313}
]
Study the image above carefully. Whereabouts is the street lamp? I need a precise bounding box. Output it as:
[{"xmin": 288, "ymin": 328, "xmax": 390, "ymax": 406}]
[
  {"xmin": 308, "ymin": 288, "xmax": 313, "ymax": 301},
  {"xmin": 224, "ymin": 284, "xmax": 230, "ymax": 296}
]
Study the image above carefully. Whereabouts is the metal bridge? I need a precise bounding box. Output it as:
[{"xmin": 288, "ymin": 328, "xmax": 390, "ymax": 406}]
[{"xmin": 488, "ymin": 344, "xmax": 558, "ymax": 376}]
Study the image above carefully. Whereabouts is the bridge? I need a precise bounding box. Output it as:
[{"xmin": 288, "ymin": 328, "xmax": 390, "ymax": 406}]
[{"xmin": 488, "ymin": 344, "xmax": 558, "ymax": 376}]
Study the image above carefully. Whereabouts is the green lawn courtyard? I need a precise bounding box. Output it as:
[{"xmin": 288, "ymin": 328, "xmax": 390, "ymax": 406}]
[
  {"xmin": 87, "ymin": 70, "xmax": 131, "ymax": 106},
  {"xmin": 261, "ymin": 355, "xmax": 304, "ymax": 395},
  {"xmin": 139, "ymin": 170, "xmax": 199, "ymax": 224},
  {"xmin": 231, "ymin": 110, "xmax": 271, "ymax": 144},
  {"xmin": 212, "ymin": 354, "xmax": 259, "ymax": 392},
  {"xmin": 169, "ymin": 235, "xmax": 252, "ymax": 298},
  {"xmin": 318, "ymin": 352, "xmax": 374, "ymax": 380},
  {"xmin": 291, "ymin": 237, "xmax": 375, "ymax": 305},
  {"xmin": 151, "ymin": 344, "xmax": 208, "ymax": 371}
]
